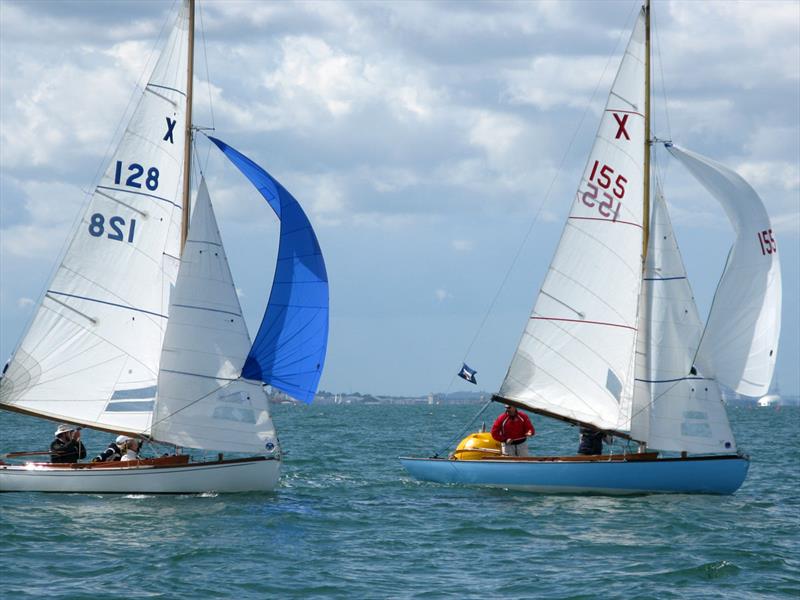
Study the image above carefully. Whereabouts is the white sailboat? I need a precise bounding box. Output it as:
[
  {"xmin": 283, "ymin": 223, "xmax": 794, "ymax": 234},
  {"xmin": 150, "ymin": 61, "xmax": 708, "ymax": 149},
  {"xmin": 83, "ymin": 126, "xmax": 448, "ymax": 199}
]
[
  {"xmin": 0, "ymin": 1, "xmax": 329, "ymax": 493},
  {"xmin": 401, "ymin": 1, "xmax": 781, "ymax": 494}
]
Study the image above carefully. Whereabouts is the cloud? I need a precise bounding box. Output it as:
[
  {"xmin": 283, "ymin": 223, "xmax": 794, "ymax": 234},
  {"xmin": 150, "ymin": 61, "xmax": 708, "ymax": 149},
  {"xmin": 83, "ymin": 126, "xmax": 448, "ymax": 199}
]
[
  {"xmin": 434, "ymin": 288, "xmax": 453, "ymax": 302},
  {"xmin": 736, "ymin": 161, "xmax": 800, "ymax": 193},
  {"xmin": 0, "ymin": 178, "xmax": 86, "ymax": 259},
  {"xmin": 451, "ymin": 239, "xmax": 473, "ymax": 252},
  {"xmin": 17, "ymin": 297, "xmax": 35, "ymax": 309}
]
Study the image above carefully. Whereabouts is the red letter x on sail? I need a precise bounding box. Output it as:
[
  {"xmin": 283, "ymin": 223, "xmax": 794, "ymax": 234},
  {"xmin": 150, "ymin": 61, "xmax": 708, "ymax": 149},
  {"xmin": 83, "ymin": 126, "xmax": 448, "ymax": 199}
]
[{"xmin": 613, "ymin": 113, "xmax": 630, "ymax": 141}]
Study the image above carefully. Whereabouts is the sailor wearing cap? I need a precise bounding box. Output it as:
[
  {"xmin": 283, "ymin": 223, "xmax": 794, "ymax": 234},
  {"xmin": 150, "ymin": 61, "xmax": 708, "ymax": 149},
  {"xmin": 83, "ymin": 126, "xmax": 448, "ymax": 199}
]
[
  {"xmin": 92, "ymin": 435, "xmax": 141, "ymax": 463},
  {"xmin": 49, "ymin": 423, "xmax": 87, "ymax": 464}
]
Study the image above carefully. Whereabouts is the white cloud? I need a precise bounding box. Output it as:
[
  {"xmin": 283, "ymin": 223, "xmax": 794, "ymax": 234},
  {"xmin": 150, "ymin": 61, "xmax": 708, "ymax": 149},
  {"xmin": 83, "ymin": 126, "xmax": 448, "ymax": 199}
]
[
  {"xmin": 503, "ymin": 55, "xmax": 612, "ymax": 111},
  {"xmin": 772, "ymin": 212, "xmax": 800, "ymax": 237},
  {"xmin": 451, "ymin": 239, "xmax": 473, "ymax": 252},
  {"xmin": 468, "ymin": 111, "xmax": 525, "ymax": 166},
  {"xmin": 434, "ymin": 288, "xmax": 453, "ymax": 302},
  {"xmin": 736, "ymin": 161, "xmax": 800, "ymax": 193},
  {"xmin": 17, "ymin": 297, "xmax": 34, "ymax": 309}
]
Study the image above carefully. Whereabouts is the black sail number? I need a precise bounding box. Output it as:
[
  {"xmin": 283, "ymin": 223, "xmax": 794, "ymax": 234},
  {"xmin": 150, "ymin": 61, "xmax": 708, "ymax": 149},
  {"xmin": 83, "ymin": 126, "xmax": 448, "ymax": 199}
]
[
  {"xmin": 114, "ymin": 161, "xmax": 160, "ymax": 191},
  {"xmin": 89, "ymin": 213, "xmax": 136, "ymax": 243}
]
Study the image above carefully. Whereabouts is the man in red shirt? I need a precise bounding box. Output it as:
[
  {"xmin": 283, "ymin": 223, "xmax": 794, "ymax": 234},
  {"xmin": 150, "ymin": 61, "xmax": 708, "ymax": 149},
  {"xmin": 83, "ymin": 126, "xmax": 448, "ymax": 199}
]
[{"xmin": 491, "ymin": 405, "xmax": 535, "ymax": 457}]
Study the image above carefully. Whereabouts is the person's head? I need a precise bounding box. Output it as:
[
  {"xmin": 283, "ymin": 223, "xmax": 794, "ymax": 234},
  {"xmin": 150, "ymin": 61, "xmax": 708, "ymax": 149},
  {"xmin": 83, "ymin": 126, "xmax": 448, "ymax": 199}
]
[
  {"xmin": 116, "ymin": 435, "xmax": 141, "ymax": 452},
  {"xmin": 55, "ymin": 423, "xmax": 80, "ymax": 440},
  {"xmin": 505, "ymin": 405, "xmax": 518, "ymax": 416}
]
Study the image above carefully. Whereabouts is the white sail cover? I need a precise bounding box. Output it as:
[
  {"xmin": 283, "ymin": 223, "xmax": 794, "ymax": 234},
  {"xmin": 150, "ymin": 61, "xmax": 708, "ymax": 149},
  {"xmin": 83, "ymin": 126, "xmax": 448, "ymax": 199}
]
[
  {"xmin": 499, "ymin": 9, "xmax": 646, "ymax": 432},
  {"xmin": 667, "ymin": 145, "xmax": 781, "ymax": 397},
  {"xmin": 0, "ymin": 4, "xmax": 189, "ymax": 433},
  {"xmin": 630, "ymin": 193, "xmax": 736, "ymax": 453},
  {"xmin": 151, "ymin": 179, "xmax": 277, "ymax": 453}
]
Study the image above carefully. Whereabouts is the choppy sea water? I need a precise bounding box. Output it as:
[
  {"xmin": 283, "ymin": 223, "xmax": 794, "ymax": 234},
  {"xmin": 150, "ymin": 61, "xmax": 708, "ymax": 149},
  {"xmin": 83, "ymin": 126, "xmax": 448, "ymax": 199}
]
[{"xmin": 1, "ymin": 404, "xmax": 798, "ymax": 599}]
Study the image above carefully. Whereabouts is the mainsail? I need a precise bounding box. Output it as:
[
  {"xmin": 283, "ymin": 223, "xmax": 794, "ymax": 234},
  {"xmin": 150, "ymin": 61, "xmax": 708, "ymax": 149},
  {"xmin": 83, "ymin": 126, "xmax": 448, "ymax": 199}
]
[
  {"xmin": 0, "ymin": 4, "xmax": 189, "ymax": 434},
  {"xmin": 498, "ymin": 9, "xmax": 647, "ymax": 433},
  {"xmin": 630, "ymin": 192, "xmax": 736, "ymax": 453},
  {"xmin": 151, "ymin": 178, "xmax": 276, "ymax": 452},
  {"xmin": 208, "ymin": 137, "xmax": 330, "ymax": 404},
  {"xmin": 667, "ymin": 145, "xmax": 781, "ymax": 398}
]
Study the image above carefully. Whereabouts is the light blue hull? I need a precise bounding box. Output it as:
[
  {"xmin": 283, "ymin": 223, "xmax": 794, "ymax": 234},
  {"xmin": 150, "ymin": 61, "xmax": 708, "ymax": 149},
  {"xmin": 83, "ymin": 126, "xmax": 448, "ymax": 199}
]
[{"xmin": 399, "ymin": 455, "xmax": 749, "ymax": 495}]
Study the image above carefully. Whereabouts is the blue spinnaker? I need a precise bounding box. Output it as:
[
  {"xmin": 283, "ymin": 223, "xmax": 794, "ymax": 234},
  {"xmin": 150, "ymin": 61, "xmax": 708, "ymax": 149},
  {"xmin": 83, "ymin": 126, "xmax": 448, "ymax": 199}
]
[{"xmin": 209, "ymin": 136, "xmax": 328, "ymax": 404}]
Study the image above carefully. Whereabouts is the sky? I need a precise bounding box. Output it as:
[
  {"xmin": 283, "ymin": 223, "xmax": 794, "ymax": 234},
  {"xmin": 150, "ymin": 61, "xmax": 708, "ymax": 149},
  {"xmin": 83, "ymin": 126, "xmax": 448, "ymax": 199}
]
[{"xmin": 1, "ymin": 0, "xmax": 798, "ymax": 398}]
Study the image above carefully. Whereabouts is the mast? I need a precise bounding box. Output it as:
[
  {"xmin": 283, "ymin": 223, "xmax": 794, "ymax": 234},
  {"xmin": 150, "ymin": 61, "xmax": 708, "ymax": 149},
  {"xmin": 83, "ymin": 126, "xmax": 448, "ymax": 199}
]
[
  {"xmin": 642, "ymin": 0, "xmax": 651, "ymax": 262},
  {"xmin": 180, "ymin": 0, "xmax": 195, "ymax": 251}
]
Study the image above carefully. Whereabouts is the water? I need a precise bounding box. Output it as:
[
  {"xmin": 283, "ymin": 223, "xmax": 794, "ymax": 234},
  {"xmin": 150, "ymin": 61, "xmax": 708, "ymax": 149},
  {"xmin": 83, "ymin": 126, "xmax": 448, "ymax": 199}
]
[{"xmin": 1, "ymin": 405, "xmax": 798, "ymax": 599}]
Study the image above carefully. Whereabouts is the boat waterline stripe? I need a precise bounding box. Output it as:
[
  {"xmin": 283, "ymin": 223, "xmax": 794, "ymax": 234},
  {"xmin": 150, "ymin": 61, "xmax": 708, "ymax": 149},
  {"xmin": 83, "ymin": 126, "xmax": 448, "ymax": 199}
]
[
  {"xmin": 160, "ymin": 369, "xmax": 240, "ymax": 382},
  {"xmin": 532, "ymin": 316, "xmax": 637, "ymax": 331},
  {"xmin": 97, "ymin": 186, "xmax": 181, "ymax": 210},
  {"xmin": 605, "ymin": 108, "xmax": 644, "ymax": 118},
  {"xmin": 643, "ymin": 276, "xmax": 687, "ymax": 281},
  {"xmin": 4, "ymin": 459, "xmax": 274, "ymax": 479},
  {"xmin": 635, "ymin": 377, "xmax": 710, "ymax": 384},
  {"xmin": 172, "ymin": 304, "xmax": 242, "ymax": 317},
  {"xmin": 569, "ymin": 216, "xmax": 642, "ymax": 229},
  {"xmin": 46, "ymin": 290, "xmax": 168, "ymax": 319},
  {"xmin": 146, "ymin": 83, "xmax": 186, "ymax": 97}
]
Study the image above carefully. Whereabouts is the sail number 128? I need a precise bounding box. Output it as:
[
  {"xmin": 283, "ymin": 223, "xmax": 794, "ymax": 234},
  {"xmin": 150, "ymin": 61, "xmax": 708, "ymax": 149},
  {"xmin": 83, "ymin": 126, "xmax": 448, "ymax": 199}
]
[
  {"xmin": 88, "ymin": 213, "xmax": 136, "ymax": 243},
  {"xmin": 114, "ymin": 161, "xmax": 159, "ymax": 191}
]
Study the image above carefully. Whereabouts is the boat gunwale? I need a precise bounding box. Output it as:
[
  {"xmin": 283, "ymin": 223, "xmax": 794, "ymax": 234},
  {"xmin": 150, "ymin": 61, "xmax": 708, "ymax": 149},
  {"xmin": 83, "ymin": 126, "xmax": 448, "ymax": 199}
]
[
  {"xmin": 0, "ymin": 454, "xmax": 277, "ymax": 471},
  {"xmin": 399, "ymin": 453, "xmax": 748, "ymax": 464}
]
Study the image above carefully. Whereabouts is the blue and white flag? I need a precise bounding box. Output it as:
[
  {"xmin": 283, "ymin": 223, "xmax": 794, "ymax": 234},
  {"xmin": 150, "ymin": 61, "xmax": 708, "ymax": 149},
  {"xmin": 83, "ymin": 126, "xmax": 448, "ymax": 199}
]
[{"xmin": 458, "ymin": 363, "xmax": 477, "ymax": 384}]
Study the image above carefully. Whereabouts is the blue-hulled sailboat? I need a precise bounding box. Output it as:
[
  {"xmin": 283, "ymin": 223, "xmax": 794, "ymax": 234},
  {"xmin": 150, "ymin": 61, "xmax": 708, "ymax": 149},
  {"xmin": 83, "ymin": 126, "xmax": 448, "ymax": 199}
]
[
  {"xmin": 0, "ymin": 1, "xmax": 328, "ymax": 493},
  {"xmin": 401, "ymin": 1, "xmax": 780, "ymax": 495}
]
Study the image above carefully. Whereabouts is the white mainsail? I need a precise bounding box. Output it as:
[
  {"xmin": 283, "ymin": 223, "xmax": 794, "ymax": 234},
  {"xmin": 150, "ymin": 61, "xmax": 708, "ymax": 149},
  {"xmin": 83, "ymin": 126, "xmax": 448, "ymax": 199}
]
[
  {"xmin": 498, "ymin": 9, "xmax": 646, "ymax": 433},
  {"xmin": 0, "ymin": 4, "xmax": 189, "ymax": 434},
  {"xmin": 667, "ymin": 145, "xmax": 781, "ymax": 398},
  {"xmin": 630, "ymin": 192, "xmax": 736, "ymax": 453},
  {"xmin": 151, "ymin": 179, "xmax": 277, "ymax": 453}
]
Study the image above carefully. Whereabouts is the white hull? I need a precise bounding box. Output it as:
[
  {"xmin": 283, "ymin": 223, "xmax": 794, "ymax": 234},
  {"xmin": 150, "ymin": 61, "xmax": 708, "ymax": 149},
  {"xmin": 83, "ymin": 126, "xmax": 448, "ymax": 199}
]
[{"xmin": 0, "ymin": 456, "xmax": 280, "ymax": 494}]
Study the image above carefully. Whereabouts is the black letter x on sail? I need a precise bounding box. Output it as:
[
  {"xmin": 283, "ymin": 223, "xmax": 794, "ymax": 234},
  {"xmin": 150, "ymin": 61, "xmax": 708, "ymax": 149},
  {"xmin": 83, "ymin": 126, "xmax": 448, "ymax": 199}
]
[{"xmin": 164, "ymin": 117, "xmax": 177, "ymax": 144}]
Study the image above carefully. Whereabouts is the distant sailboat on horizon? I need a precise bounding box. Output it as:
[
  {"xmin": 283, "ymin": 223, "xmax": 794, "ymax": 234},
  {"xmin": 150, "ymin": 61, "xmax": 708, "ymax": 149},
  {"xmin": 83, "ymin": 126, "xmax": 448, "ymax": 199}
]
[
  {"xmin": 0, "ymin": 0, "xmax": 329, "ymax": 494},
  {"xmin": 401, "ymin": 0, "xmax": 781, "ymax": 495}
]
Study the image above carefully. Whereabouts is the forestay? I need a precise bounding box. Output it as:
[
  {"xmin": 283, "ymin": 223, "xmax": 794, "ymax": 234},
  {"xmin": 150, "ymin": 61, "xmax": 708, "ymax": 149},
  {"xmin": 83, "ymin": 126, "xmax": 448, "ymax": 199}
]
[
  {"xmin": 151, "ymin": 179, "xmax": 276, "ymax": 453},
  {"xmin": 209, "ymin": 137, "xmax": 329, "ymax": 404},
  {"xmin": 630, "ymin": 193, "xmax": 736, "ymax": 453},
  {"xmin": 0, "ymin": 4, "xmax": 189, "ymax": 434},
  {"xmin": 667, "ymin": 145, "xmax": 781, "ymax": 397},
  {"xmin": 498, "ymin": 9, "xmax": 646, "ymax": 432}
]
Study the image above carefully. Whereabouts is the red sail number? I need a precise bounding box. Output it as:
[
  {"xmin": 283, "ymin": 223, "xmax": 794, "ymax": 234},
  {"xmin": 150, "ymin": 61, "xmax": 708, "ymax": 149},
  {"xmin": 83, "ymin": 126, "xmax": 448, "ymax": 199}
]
[
  {"xmin": 588, "ymin": 160, "xmax": 628, "ymax": 199},
  {"xmin": 757, "ymin": 229, "xmax": 777, "ymax": 255},
  {"xmin": 579, "ymin": 159, "xmax": 628, "ymax": 221}
]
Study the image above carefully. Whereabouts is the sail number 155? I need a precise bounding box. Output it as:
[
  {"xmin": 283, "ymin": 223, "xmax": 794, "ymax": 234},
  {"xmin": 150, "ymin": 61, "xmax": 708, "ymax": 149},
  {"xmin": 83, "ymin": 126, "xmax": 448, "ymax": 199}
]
[
  {"xmin": 758, "ymin": 229, "xmax": 777, "ymax": 255},
  {"xmin": 588, "ymin": 160, "xmax": 627, "ymax": 199}
]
